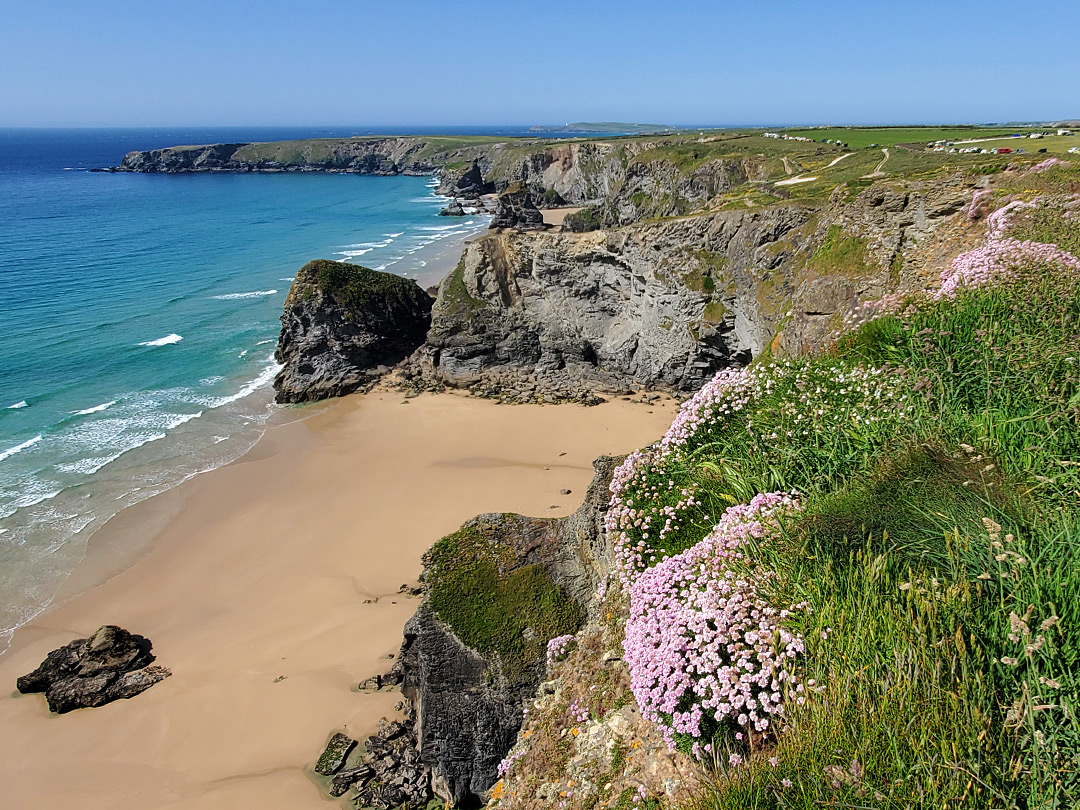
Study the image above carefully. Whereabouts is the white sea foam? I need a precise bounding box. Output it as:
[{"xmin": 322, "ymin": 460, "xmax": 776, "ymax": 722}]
[
  {"xmin": 255, "ymin": 339, "xmax": 274, "ymax": 346},
  {"xmin": 343, "ymin": 240, "xmax": 391, "ymax": 249},
  {"xmin": 386, "ymin": 232, "xmax": 404, "ymax": 237},
  {"xmin": 0, "ymin": 487, "xmax": 63, "ymax": 521},
  {"xmin": 279, "ymin": 277, "xmax": 295, "ymax": 282},
  {"xmin": 0, "ymin": 435, "xmax": 42, "ymax": 463},
  {"xmin": 212, "ymin": 290, "xmax": 277, "ymax": 300},
  {"xmin": 209, "ymin": 360, "xmax": 281, "ymax": 408},
  {"xmin": 56, "ymin": 451, "xmax": 128, "ymax": 476},
  {"xmin": 139, "ymin": 334, "xmax": 183, "ymax": 347},
  {"xmin": 165, "ymin": 412, "xmax": 203, "ymax": 430},
  {"xmin": 238, "ymin": 350, "xmax": 248, "ymax": 358},
  {"xmin": 6, "ymin": 401, "xmax": 27, "ymax": 410},
  {"xmin": 418, "ymin": 223, "xmax": 469, "ymax": 232},
  {"xmin": 71, "ymin": 400, "xmax": 116, "ymax": 416}
]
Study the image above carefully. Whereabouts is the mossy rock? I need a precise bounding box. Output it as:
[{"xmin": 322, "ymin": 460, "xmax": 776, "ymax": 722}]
[
  {"xmin": 297, "ymin": 259, "xmax": 431, "ymax": 318},
  {"xmin": 425, "ymin": 526, "xmax": 584, "ymax": 681}
]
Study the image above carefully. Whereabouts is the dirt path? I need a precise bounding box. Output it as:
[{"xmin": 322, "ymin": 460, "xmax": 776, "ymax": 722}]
[
  {"xmin": 862, "ymin": 148, "xmax": 890, "ymax": 178},
  {"xmin": 825, "ymin": 152, "xmax": 854, "ymax": 169}
]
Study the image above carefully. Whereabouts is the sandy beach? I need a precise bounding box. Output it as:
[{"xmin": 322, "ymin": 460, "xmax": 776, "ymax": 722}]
[{"xmin": 0, "ymin": 390, "xmax": 674, "ymax": 810}]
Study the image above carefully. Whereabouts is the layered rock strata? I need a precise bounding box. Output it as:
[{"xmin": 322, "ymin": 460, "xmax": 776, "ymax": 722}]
[{"xmin": 397, "ymin": 176, "xmax": 976, "ymax": 403}]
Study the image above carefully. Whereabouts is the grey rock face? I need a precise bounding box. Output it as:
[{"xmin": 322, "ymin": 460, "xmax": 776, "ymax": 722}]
[
  {"xmin": 16, "ymin": 625, "xmax": 171, "ymax": 713},
  {"xmin": 273, "ymin": 260, "xmax": 433, "ymax": 403},
  {"xmin": 414, "ymin": 208, "xmax": 804, "ymax": 398},
  {"xmin": 408, "ymin": 176, "xmax": 976, "ymax": 402},
  {"xmin": 439, "ymin": 200, "xmax": 466, "ymax": 216},
  {"xmin": 490, "ymin": 185, "xmax": 547, "ymax": 231}
]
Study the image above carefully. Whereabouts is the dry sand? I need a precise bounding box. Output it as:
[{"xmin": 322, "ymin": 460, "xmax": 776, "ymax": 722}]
[
  {"xmin": 0, "ymin": 391, "xmax": 675, "ymax": 810},
  {"xmin": 541, "ymin": 207, "xmax": 583, "ymax": 227}
]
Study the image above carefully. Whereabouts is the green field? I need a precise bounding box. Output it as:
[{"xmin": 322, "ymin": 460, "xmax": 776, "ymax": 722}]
[
  {"xmin": 961, "ymin": 133, "xmax": 1080, "ymax": 155},
  {"xmin": 782, "ymin": 126, "xmax": 1022, "ymax": 149}
]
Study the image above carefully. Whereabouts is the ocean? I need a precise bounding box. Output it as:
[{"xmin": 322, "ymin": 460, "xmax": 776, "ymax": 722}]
[{"xmin": 0, "ymin": 126, "xmax": 513, "ymax": 652}]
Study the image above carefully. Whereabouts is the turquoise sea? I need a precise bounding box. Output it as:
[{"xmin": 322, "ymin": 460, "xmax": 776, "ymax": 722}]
[{"xmin": 0, "ymin": 127, "xmax": 503, "ymax": 651}]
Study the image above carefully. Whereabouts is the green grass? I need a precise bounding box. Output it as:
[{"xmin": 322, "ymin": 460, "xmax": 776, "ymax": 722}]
[
  {"xmin": 610, "ymin": 228, "xmax": 1080, "ymax": 807},
  {"xmin": 808, "ymin": 224, "xmax": 872, "ymax": 276},
  {"xmin": 425, "ymin": 526, "xmax": 583, "ymax": 681},
  {"xmin": 782, "ymin": 127, "xmax": 1022, "ymax": 150},
  {"xmin": 298, "ymin": 259, "xmax": 429, "ymax": 317}
]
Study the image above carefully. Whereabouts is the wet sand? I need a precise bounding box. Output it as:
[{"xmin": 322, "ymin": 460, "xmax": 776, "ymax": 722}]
[{"xmin": 0, "ymin": 390, "xmax": 674, "ymax": 810}]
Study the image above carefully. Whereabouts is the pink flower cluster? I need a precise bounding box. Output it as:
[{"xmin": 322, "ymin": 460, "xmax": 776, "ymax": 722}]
[
  {"xmin": 938, "ymin": 238, "xmax": 1080, "ymax": 298},
  {"xmin": 606, "ymin": 360, "xmax": 909, "ymax": 586},
  {"xmin": 622, "ymin": 493, "xmax": 807, "ymax": 754},
  {"xmin": 497, "ymin": 748, "xmax": 523, "ymax": 779},
  {"xmin": 986, "ymin": 200, "xmax": 1036, "ymax": 240},
  {"xmin": 967, "ymin": 188, "xmax": 993, "ymax": 221},
  {"xmin": 1030, "ymin": 157, "xmax": 1069, "ymax": 173},
  {"xmin": 545, "ymin": 634, "xmax": 576, "ymax": 667}
]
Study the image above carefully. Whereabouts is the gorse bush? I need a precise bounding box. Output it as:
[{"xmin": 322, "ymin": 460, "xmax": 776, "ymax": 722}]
[{"xmin": 601, "ymin": 189, "xmax": 1080, "ymax": 808}]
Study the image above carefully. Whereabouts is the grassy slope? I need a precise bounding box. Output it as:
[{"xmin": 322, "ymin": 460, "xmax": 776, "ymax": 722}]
[{"xmin": 604, "ymin": 173, "xmax": 1080, "ymax": 809}]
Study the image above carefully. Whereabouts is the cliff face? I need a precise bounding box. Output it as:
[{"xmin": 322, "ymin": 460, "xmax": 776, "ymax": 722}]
[
  {"xmin": 274, "ymin": 260, "xmax": 432, "ymax": 403},
  {"xmin": 116, "ymin": 137, "xmax": 496, "ymax": 175},
  {"xmin": 392, "ymin": 457, "xmax": 620, "ymax": 807},
  {"xmin": 409, "ymin": 208, "xmax": 799, "ymax": 399},
  {"xmin": 403, "ymin": 176, "xmax": 973, "ymax": 402}
]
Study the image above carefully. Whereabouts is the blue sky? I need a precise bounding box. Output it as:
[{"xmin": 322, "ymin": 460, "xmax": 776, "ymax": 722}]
[{"xmin": 2, "ymin": 0, "xmax": 1077, "ymax": 127}]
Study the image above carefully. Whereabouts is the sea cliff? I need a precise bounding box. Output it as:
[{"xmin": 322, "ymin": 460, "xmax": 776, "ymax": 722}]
[{"xmin": 109, "ymin": 131, "xmax": 1080, "ymax": 809}]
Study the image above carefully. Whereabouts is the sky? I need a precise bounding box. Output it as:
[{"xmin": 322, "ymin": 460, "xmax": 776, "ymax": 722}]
[{"xmin": 1, "ymin": 0, "xmax": 1078, "ymax": 128}]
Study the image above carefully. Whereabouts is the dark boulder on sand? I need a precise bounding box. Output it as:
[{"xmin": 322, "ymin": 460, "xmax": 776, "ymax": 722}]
[
  {"xmin": 273, "ymin": 260, "xmax": 434, "ymax": 403},
  {"xmin": 16, "ymin": 625, "xmax": 171, "ymax": 714}
]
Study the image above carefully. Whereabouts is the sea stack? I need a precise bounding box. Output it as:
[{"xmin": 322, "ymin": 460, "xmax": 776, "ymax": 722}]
[{"xmin": 273, "ymin": 259, "xmax": 433, "ymax": 403}]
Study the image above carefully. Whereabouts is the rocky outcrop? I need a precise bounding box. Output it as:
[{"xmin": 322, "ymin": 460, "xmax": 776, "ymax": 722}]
[
  {"xmin": 399, "ymin": 457, "xmax": 619, "ymax": 806},
  {"xmin": 407, "ymin": 207, "xmax": 803, "ymax": 399},
  {"xmin": 316, "ymin": 458, "xmax": 620, "ymax": 807},
  {"xmin": 400, "ymin": 175, "xmax": 978, "ymax": 402},
  {"xmin": 274, "ymin": 260, "xmax": 433, "ymax": 403},
  {"xmin": 113, "ymin": 137, "xmax": 494, "ymax": 175},
  {"xmin": 490, "ymin": 184, "xmax": 547, "ymax": 230},
  {"xmin": 16, "ymin": 625, "xmax": 171, "ymax": 713},
  {"xmin": 440, "ymin": 200, "xmax": 466, "ymax": 216}
]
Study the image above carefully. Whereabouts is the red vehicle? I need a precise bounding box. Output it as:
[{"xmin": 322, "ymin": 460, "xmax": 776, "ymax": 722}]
[{"xmin": 997, "ymin": 148, "xmax": 1012, "ymax": 154}]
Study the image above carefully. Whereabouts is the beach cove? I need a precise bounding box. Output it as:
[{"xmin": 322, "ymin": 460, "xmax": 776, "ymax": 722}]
[{"xmin": 0, "ymin": 389, "xmax": 674, "ymax": 810}]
